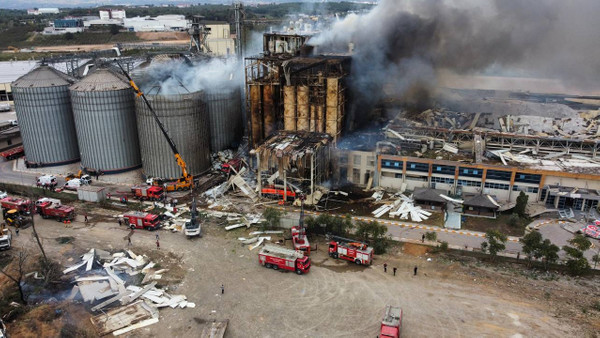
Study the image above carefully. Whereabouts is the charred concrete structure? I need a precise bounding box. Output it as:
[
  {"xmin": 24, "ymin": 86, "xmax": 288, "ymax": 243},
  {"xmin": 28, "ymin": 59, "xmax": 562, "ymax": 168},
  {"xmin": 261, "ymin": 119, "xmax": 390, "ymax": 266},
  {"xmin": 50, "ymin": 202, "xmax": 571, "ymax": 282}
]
[{"xmin": 245, "ymin": 33, "xmax": 351, "ymax": 147}]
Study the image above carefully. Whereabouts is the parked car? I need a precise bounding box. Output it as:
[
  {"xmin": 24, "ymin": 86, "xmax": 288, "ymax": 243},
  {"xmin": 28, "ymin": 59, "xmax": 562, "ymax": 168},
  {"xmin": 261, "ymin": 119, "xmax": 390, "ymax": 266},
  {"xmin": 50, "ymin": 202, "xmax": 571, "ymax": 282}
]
[
  {"xmin": 80, "ymin": 174, "xmax": 92, "ymax": 185},
  {"xmin": 0, "ymin": 191, "xmax": 7, "ymax": 199},
  {"xmin": 0, "ymin": 102, "xmax": 10, "ymax": 112},
  {"xmin": 64, "ymin": 178, "xmax": 89, "ymax": 191},
  {"xmin": 7, "ymin": 119, "xmax": 17, "ymax": 126}
]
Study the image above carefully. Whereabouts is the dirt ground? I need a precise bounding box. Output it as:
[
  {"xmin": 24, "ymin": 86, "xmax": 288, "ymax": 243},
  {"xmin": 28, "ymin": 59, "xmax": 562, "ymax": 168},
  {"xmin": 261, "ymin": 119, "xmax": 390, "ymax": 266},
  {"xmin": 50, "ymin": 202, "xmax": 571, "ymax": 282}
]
[
  {"xmin": 462, "ymin": 213, "xmax": 528, "ymax": 236},
  {"xmin": 136, "ymin": 32, "xmax": 189, "ymax": 41},
  {"xmin": 1, "ymin": 211, "xmax": 599, "ymax": 337}
]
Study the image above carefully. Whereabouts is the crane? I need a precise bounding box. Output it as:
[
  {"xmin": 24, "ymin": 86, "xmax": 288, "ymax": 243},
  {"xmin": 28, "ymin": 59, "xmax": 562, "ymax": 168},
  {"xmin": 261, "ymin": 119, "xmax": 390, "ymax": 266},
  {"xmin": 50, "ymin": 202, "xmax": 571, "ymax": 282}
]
[{"xmin": 116, "ymin": 62, "xmax": 193, "ymax": 191}]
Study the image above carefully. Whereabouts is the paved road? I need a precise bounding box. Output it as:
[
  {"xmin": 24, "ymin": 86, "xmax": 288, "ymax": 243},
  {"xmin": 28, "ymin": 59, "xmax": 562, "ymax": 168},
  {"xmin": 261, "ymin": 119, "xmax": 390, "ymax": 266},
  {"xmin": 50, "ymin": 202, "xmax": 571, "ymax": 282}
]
[{"xmin": 2, "ymin": 157, "xmax": 598, "ymax": 264}]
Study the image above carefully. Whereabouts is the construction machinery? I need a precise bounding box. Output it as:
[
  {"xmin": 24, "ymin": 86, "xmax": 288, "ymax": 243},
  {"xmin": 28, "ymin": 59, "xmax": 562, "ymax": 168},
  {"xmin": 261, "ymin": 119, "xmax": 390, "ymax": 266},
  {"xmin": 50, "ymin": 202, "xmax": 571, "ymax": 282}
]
[
  {"xmin": 1, "ymin": 197, "xmax": 33, "ymax": 217},
  {"xmin": 184, "ymin": 198, "xmax": 202, "ymax": 238},
  {"xmin": 36, "ymin": 198, "xmax": 75, "ymax": 222},
  {"xmin": 258, "ymin": 244, "xmax": 311, "ymax": 275},
  {"xmin": 65, "ymin": 169, "xmax": 83, "ymax": 181},
  {"xmin": 4, "ymin": 209, "xmax": 30, "ymax": 228},
  {"xmin": 123, "ymin": 211, "xmax": 161, "ymax": 231},
  {"xmin": 379, "ymin": 305, "xmax": 403, "ymax": 338},
  {"xmin": 327, "ymin": 235, "xmax": 374, "ymax": 265},
  {"xmin": 117, "ymin": 62, "xmax": 194, "ymax": 192},
  {"xmin": 291, "ymin": 195, "xmax": 310, "ymax": 255}
]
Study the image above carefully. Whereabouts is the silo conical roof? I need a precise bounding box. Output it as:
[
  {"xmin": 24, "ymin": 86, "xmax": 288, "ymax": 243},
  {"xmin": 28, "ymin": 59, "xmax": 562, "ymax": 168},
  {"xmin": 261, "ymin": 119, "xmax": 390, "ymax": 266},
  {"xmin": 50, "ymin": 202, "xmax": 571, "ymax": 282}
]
[
  {"xmin": 12, "ymin": 65, "xmax": 75, "ymax": 88},
  {"xmin": 70, "ymin": 68, "xmax": 130, "ymax": 92}
]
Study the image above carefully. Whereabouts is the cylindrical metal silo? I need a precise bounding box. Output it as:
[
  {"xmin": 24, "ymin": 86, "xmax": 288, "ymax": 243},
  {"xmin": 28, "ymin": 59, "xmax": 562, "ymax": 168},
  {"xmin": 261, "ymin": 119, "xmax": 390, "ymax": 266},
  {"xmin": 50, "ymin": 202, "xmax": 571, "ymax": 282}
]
[
  {"xmin": 69, "ymin": 69, "xmax": 141, "ymax": 174},
  {"xmin": 12, "ymin": 65, "xmax": 79, "ymax": 166},
  {"xmin": 205, "ymin": 87, "xmax": 242, "ymax": 152},
  {"xmin": 135, "ymin": 91, "xmax": 210, "ymax": 179}
]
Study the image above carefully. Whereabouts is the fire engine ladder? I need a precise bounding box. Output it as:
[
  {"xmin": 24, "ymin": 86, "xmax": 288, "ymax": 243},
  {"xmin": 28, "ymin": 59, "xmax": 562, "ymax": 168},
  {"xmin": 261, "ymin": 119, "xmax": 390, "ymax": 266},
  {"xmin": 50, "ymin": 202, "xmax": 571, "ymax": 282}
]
[
  {"xmin": 263, "ymin": 244, "xmax": 304, "ymax": 258},
  {"xmin": 327, "ymin": 234, "xmax": 368, "ymax": 246}
]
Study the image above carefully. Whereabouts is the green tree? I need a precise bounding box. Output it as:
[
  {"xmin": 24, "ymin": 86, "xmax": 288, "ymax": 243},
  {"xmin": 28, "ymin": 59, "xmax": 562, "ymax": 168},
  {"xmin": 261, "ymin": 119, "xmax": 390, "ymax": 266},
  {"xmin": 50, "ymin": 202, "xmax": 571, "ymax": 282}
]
[
  {"xmin": 64, "ymin": 32, "xmax": 74, "ymax": 40},
  {"xmin": 109, "ymin": 24, "xmax": 120, "ymax": 35},
  {"xmin": 305, "ymin": 214, "xmax": 353, "ymax": 236},
  {"xmin": 262, "ymin": 207, "xmax": 283, "ymax": 230},
  {"xmin": 508, "ymin": 213, "xmax": 520, "ymax": 227},
  {"xmin": 592, "ymin": 253, "xmax": 600, "ymax": 269},
  {"xmin": 481, "ymin": 230, "xmax": 507, "ymax": 262},
  {"xmin": 562, "ymin": 235, "xmax": 591, "ymax": 276},
  {"xmin": 514, "ymin": 191, "xmax": 528, "ymax": 218},
  {"xmin": 355, "ymin": 220, "xmax": 390, "ymax": 254},
  {"xmin": 520, "ymin": 231, "xmax": 542, "ymax": 267},
  {"xmin": 539, "ymin": 239, "xmax": 560, "ymax": 271}
]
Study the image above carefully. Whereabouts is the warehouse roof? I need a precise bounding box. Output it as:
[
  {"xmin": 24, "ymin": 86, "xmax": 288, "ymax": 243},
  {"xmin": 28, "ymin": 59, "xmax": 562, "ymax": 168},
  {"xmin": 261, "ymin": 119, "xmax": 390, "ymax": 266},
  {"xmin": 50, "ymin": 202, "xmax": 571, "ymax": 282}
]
[
  {"xmin": 0, "ymin": 61, "xmax": 38, "ymax": 84},
  {"xmin": 463, "ymin": 194, "xmax": 500, "ymax": 209},
  {"xmin": 70, "ymin": 68, "xmax": 130, "ymax": 92},
  {"xmin": 413, "ymin": 188, "xmax": 447, "ymax": 204},
  {"xmin": 12, "ymin": 65, "xmax": 75, "ymax": 88}
]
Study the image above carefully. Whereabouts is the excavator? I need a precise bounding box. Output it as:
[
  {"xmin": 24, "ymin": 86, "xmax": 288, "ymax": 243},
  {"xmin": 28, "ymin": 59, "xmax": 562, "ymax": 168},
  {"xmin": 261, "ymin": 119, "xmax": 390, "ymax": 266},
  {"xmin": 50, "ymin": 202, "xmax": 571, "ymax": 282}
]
[{"xmin": 117, "ymin": 63, "xmax": 193, "ymax": 192}]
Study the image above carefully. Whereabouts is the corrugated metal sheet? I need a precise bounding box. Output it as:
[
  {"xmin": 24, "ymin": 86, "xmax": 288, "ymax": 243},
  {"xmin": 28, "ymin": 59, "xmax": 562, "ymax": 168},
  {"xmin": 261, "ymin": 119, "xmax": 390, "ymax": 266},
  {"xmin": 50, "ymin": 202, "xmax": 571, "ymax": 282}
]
[
  {"xmin": 70, "ymin": 69, "xmax": 141, "ymax": 173},
  {"xmin": 135, "ymin": 91, "xmax": 210, "ymax": 179},
  {"xmin": 206, "ymin": 87, "xmax": 242, "ymax": 151},
  {"xmin": 12, "ymin": 66, "xmax": 79, "ymax": 165}
]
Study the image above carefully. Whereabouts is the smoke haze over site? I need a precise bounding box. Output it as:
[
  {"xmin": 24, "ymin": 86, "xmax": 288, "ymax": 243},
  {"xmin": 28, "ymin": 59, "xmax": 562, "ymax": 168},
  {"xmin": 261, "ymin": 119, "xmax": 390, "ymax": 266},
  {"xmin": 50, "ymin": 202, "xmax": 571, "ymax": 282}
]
[{"xmin": 309, "ymin": 0, "xmax": 600, "ymax": 123}]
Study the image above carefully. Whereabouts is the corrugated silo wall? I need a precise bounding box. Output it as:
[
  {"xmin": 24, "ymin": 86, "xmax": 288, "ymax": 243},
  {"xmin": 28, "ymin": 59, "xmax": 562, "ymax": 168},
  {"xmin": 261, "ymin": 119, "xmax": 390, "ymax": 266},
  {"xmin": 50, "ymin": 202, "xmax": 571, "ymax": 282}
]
[
  {"xmin": 135, "ymin": 92, "xmax": 210, "ymax": 179},
  {"xmin": 70, "ymin": 88, "xmax": 141, "ymax": 173},
  {"xmin": 12, "ymin": 86, "xmax": 79, "ymax": 165},
  {"xmin": 206, "ymin": 87, "xmax": 242, "ymax": 152}
]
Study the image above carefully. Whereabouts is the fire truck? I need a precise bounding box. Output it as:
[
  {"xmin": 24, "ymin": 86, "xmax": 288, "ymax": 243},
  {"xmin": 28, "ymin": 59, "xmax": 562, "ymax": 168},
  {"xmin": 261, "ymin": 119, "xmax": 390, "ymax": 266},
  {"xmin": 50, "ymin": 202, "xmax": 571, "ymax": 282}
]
[
  {"xmin": 1, "ymin": 197, "xmax": 32, "ymax": 217},
  {"xmin": 379, "ymin": 305, "xmax": 403, "ymax": 338},
  {"xmin": 0, "ymin": 146, "xmax": 24, "ymax": 160},
  {"xmin": 36, "ymin": 199, "xmax": 75, "ymax": 222},
  {"xmin": 328, "ymin": 235, "xmax": 374, "ymax": 265},
  {"xmin": 131, "ymin": 185, "xmax": 164, "ymax": 201},
  {"xmin": 583, "ymin": 221, "xmax": 600, "ymax": 239},
  {"xmin": 258, "ymin": 244, "xmax": 311, "ymax": 275},
  {"xmin": 123, "ymin": 211, "xmax": 161, "ymax": 230}
]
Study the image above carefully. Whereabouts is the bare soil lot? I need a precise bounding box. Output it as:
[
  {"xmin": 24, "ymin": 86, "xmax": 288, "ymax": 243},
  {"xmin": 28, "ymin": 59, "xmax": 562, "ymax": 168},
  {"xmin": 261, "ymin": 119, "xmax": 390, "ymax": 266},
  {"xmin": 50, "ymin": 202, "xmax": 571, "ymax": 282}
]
[{"xmin": 1, "ymin": 211, "xmax": 598, "ymax": 337}]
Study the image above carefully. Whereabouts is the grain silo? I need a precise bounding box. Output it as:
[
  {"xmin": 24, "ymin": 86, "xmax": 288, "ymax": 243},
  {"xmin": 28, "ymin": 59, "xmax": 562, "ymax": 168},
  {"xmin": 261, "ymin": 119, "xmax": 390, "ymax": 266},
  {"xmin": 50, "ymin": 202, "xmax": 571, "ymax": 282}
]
[
  {"xmin": 135, "ymin": 91, "xmax": 211, "ymax": 179},
  {"xmin": 12, "ymin": 65, "xmax": 79, "ymax": 166},
  {"xmin": 69, "ymin": 68, "xmax": 141, "ymax": 173},
  {"xmin": 205, "ymin": 86, "xmax": 242, "ymax": 151}
]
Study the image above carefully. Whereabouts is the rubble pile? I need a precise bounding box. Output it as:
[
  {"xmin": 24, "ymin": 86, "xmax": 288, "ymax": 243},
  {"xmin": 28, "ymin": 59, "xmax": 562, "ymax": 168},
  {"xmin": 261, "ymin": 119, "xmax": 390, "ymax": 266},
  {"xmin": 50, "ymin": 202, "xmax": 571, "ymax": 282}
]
[
  {"xmin": 371, "ymin": 193, "xmax": 431, "ymax": 222},
  {"xmin": 210, "ymin": 149, "xmax": 235, "ymax": 171},
  {"xmin": 63, "ymin": 248, "xmax": 193, "ymax": 336}
]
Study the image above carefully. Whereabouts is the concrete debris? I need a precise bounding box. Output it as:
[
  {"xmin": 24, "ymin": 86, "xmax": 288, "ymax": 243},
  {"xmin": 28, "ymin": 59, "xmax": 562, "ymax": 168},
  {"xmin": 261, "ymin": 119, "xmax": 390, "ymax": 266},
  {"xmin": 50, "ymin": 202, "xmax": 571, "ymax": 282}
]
[
  {"xmin": 371, "ymin": 190, "xmax": 384, "ymax": 201},
  {"xmin": 442, "ymin": 143, "xmax": 459, "ymax": 154},
  {"xmin": 211, "ymin": 149, "xmax": 235, "ymax": 171},
  {"xmin": 372, "ymin": 194, "xmax": 431, "ymax": 222},
  {"xmin": 63, "ymin": 248, "xmax": 96, "ymax": 274},
  {"xmin": 90, "ymin": 300, "xmax": 157, "ymax": 336},
  {"xmin": 225, "ymin": 223, "xmax": 246, "ymax": 231}
]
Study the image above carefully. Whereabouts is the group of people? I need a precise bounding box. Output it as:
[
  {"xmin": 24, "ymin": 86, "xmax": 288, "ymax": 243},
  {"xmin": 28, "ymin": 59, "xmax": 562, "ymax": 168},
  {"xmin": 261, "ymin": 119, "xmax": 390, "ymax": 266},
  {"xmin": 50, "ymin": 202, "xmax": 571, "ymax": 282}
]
[{"xmin": 383, "ymin": 263, "xmax": 418, "ymax": 276}]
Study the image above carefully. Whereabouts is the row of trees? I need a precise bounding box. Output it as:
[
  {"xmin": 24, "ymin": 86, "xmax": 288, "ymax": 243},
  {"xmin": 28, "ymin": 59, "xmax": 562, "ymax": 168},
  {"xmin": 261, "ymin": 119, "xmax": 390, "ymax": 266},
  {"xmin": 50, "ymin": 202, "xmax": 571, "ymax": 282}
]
[{"xmin": 482, "ymin": 229, "xmax": 599, "ymax": 276}]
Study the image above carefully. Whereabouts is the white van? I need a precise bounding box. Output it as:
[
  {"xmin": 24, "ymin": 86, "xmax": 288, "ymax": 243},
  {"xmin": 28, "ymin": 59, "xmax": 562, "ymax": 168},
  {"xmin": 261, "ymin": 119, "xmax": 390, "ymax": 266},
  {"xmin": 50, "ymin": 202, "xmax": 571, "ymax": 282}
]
[
  {"xmin": 64, "ymin": 178, "xmax": 88, "ymax": 191},
  {"xmin": 36, "ymin": 175, "xmax": 57, "ymax": 188}
]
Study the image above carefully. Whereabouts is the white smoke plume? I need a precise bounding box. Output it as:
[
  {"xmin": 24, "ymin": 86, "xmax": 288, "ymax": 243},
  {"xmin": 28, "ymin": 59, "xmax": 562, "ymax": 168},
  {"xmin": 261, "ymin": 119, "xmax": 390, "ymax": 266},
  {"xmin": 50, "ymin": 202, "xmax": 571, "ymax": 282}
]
[{"xmin": 137, "ymin": 57, "xmax": 242, "ymax": 95}]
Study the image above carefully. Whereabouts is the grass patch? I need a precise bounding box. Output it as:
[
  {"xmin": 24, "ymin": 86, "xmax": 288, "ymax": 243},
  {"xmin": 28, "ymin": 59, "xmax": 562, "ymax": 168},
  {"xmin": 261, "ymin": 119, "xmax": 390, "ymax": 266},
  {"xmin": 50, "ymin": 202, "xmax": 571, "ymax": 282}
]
[{"xmin": 462, "ymin": 213, "xmax": 528, "ymax": 237}]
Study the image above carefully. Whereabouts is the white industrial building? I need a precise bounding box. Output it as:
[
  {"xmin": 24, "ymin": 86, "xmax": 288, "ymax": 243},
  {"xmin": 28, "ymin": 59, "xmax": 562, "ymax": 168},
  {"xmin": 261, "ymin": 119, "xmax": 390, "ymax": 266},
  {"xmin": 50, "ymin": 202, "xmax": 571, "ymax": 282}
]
[
  {"xmin": 27, "ymin": 8, "xmax": 60, "ymax": 15},
  {"xmin": 100, "ymin": 9, "xmax": 126, "ymax": 21},
  {"xmin": 123, "ymin": 15, "xmax": 188, "ymax": 32}
]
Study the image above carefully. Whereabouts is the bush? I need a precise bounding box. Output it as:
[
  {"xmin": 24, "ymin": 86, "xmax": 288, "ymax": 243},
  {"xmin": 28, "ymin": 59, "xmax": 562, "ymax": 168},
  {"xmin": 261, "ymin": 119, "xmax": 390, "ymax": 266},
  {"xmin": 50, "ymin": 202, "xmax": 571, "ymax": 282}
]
[
  {"xmin": 508, "ymin": 213, "xmax": 520, "ymax": 227},
  {"xmin": 305, "ymin": 214, "xmax": 352, "ymax": 237},
  {"xmin": 439, "ymin": 241, "xmax": 449, "ymax": 251},
  {"xmin": 262, "ymin": 207, "xmax": 283, "ymax": 230},
  {"xmin": 424, "ymin": 231, "xmax": 437, "ymax": 241}
]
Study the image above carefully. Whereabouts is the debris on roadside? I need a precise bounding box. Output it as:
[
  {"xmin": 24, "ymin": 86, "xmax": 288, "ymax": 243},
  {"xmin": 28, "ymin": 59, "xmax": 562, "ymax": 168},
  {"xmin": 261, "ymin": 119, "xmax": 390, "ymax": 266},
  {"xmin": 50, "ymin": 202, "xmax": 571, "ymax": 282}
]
[{"xmin": 63, "ymin": 248, "xmax": 193, "ymax": 336}]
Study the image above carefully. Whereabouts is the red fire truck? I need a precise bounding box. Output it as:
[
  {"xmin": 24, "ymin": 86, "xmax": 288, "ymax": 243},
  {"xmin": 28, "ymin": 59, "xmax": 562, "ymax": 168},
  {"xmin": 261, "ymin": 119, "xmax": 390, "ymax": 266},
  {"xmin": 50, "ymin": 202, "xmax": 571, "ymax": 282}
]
[
  {"xmin": 291, "ymin": 226, "xmax": 310, "ymax": 255},
  {"xmin": 36, "ymin": 199, "xmax": 75, "ymax": 222},
  {"xmin": 1, "ymin": 197, "xmax": 32, "ymax": 217},
  {"xmin": 123, "ymin": 211, "xmax": 161, "ymax": 230},
  {"xmin": 258, "ymin": 244, "xmax": 311, "ymax": 275},
  {"xmin": 131, "ymin": 185, "xmax": 164, "ymax": 201},
  {"xmin": 379, "ymin": 305, "xmax": 403, "ymax": 338},
  {"xmin": 0, "ymin": 146, "xmax": 24, "ymax": 160},
  {"xmin": 328, "ymin": 235, "xmax": 374, "ymax": 265},
  {"xmin": 261, "ymin": 184, "xmax": 297, "ymax": 201}
]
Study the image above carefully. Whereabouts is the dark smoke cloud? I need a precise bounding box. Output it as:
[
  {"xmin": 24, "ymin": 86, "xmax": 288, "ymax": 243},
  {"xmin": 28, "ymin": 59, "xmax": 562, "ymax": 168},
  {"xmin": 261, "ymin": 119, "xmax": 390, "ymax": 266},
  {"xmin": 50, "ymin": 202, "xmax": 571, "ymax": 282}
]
[{"xmin": 309, "ymin": 0, "xmax": 600, "ymax": 127}]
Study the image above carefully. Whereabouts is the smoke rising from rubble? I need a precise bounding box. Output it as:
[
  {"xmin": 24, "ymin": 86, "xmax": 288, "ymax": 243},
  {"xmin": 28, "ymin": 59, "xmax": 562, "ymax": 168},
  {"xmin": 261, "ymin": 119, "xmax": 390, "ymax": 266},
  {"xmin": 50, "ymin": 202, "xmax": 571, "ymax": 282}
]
[
  {"xmin": 137, "ymin": 58, "xmax": 242, "ymax": 95},
  {"xmin": 309, "ymin": 0, "xmax": 600, "ymax": 127}
]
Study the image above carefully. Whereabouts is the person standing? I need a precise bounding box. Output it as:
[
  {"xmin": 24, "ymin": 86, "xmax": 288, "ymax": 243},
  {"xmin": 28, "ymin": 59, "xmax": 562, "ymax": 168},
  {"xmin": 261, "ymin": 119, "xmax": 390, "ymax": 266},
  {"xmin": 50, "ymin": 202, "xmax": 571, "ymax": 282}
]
[
  {"xmin": 107, "ymin": 193, "xmax": 111, "ymax": 200},
  {"xmin": 221, "ymin": 284, "xmax": 224, "ymax": 294},
  {"xmin": 383, "ymin": 263, "xmax": 387, "ymax": 273},
  {"xmin": 156, "ymin": 240, "xmax": 160, "ymax": 250},
  {"xmin": 84, "ymin": 214, "xmax": 89, "ymax": 223},
  {"xmin": 413, "ymin": 266, "xmax": 418, "ymax": 276},
  {"xmin": 118, "ymin": 218, "xmax": 122, "ymax": 226},
  {"xmin": 127, "ymin": 236, "xmax": 132, "ymax": 247},
  {"xmin": 393, "ymin": 267, "xmax": 397, "ymax": 276},
  {"xmin": 421, "ymin": 233, "xmax": 425, "ymax": 243},
  {"xmin": 155, "ymin": 233, "xmax": 159, "ymax": 241},
  {"xmin": 15, "ymin": 227, "xmax": 19, "ymax": 236}
]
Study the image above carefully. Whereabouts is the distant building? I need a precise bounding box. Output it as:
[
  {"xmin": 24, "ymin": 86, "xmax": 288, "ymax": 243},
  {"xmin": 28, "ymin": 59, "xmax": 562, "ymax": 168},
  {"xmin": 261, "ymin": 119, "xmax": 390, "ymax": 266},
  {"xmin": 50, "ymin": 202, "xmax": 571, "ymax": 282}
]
[
  {"xmin": 0, "ymin": 61, "xmax": 37, "ymax": 104},
  {"xmin": 27, "ymin": 8, "xmax": 60, "ymax": 15},
  {"xmin": 43, "ymin": 18, "xmax": 85, "ymax": 35},
  {"xmin": 99, "ymin": 9, "xmax": 126, "ymax": 21},
  {"xmin": 202, "ymin": 21, "xmax": 236, "ymax": 57},
  {"xmin": 123, "ymin": 15, "xmax": 188, "ymax": 32}
]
